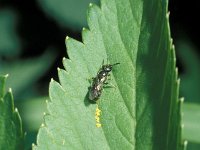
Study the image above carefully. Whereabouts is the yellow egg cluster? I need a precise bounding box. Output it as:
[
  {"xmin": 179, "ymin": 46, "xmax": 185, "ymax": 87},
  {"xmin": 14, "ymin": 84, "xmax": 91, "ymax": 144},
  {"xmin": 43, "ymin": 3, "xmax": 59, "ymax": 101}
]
[{"xmin": 95, "ymin": 104, "xmax": 102, "ymax": 128}]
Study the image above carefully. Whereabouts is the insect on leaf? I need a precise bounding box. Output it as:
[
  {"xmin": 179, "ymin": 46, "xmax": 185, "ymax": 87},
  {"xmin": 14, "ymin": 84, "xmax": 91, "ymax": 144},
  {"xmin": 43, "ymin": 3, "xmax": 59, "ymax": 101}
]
[{"xmin": 34, "ymin": 0, "xmax": 184, "ymax": 149}]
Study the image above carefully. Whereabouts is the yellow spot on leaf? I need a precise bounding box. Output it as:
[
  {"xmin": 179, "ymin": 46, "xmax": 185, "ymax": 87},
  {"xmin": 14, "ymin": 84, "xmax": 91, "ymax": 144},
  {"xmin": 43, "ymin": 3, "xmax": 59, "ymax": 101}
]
[
  {"xmin": 95, "ymin": 104, "xmax": 102, "ymax": 128},
  {"xmin": 96, "ymin": 123, "xmax": 102, "ymax": 128}
]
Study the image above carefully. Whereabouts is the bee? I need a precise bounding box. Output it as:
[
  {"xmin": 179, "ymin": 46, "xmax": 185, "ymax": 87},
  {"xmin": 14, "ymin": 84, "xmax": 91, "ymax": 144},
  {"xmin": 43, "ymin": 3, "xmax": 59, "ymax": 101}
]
[{"xmin": 89, "ymin": 61, "xmax": 120, "ymax": 101}]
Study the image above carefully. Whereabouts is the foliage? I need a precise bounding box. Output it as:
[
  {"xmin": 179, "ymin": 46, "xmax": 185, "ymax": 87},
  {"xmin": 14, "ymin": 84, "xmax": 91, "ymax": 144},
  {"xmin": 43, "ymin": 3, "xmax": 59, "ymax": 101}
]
[
  {"xmin": 0, "ymin": 75, "xmax": 24, "ymax": 149},
  {"xmin": 37, "ymin": 0, "xmax": 99, "ymax": 30},
  {"xmin": 176, "ymin": 39, "xmax": 200, "ymax": 103},
  {"xmin": 1, "ymin": 0, "xmax": 199, "ymax": 149},
  {"xmin": 0, "ymin": 50, "xmax": 56, "ymax": 98},
  {"xmin": 182, "ymin": 102, "xmax": 200, "ymax": 143},
  {"xmin": 34, "ymin": 0, "xmax": 183, "ymax": 149},
  {"xmin": 0, "ymin": 9, "xmax": 21, "ymax": 57}
]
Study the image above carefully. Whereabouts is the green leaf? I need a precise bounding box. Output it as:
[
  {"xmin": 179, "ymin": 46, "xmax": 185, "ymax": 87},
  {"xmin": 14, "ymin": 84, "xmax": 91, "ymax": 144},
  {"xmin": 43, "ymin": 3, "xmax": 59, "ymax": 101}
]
[
  {"xmin": 0, "ymin": 9, "xmax": 21, "ymax": 57},
  {"xmin": 16, "ymin": 96, "xmax": 48, "ymax": 131},
  {"xmin": 37, "ymin": 0, "xmax": 99, "ymax": 30},
  {"xmin": 0, "ymin": 75, "xmax": 24, "ymax": 149},
  {"xmin": 0, "ymin": 50, "xmax": 56, "ymax": 98},
  {"xmin": 34, "ymin": 0, "xmax": 183, "ymax": 149},
  {"xmin": 187, "ymin": 142, "xmax": 200, "ymax": 150},
  {"xmin": 182, "ymin": 102, "xmax": 200, "ymax": 143},
  {"xmin": 176, "ymin": 39, "xmax": 200, "ymax": 103}
]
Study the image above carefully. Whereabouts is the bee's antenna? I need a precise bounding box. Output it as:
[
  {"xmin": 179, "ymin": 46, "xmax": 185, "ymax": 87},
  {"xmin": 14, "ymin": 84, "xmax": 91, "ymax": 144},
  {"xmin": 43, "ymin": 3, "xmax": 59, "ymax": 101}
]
[{"xmin": 112, "ymin": 63, "xmax": 120, "ymax": 66}]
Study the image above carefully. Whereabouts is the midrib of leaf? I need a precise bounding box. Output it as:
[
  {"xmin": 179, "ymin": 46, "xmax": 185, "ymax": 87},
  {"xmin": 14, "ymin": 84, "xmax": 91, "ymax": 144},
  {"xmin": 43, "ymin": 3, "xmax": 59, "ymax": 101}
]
[{"xmin": 90, "ymin": 1, "xmax": 136, "ymax": 148}]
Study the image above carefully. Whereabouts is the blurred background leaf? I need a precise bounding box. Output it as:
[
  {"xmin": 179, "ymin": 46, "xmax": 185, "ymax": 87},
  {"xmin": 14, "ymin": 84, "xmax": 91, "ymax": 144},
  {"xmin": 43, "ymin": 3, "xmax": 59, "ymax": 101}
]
[
  {"xmin": 16, "ymin": 96, "xmax": 48, "ymax": 150},
  {"xmin": 175, "ymin": 39, "xmax": 200, "ymax": 149},
  {"xmin": 182, "ymin": 102, "xmax": 200, "ymax": 143},
  {"xmin": 0, "ymin": 8, "xmax": 21, "ymax": 57},
  {"xmin": 37, "ymin": 0, "xmax": 99, "ymax": 31},
  {"xmin": 176, "ymin": 39, "xmax": 200, "ymax": 103},
  {"xmin": 16, "ymin": 96, "xmax": 48, "ymax": 131},
  {"xmin": 0, "ymin": 49, "xmax": 57, "ymax": 99}
]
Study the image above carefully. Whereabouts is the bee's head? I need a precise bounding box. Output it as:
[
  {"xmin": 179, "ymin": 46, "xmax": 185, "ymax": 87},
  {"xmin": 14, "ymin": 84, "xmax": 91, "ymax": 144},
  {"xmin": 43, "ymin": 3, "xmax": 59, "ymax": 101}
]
[
  {"xmin": 102, "ymin": 64, "xmax": 112, "ymax": 72},
  {"xmin": 102, "ymin": 63, "xmax": 120, "ymax": 72}
]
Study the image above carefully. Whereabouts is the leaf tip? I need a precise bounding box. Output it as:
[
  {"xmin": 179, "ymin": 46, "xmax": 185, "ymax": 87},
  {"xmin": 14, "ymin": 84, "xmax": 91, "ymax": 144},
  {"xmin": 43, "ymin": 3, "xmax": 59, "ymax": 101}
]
[
  {"xmin": 172, "ymin": 44, "xmax": 175, "ymax": 50},
  {"xmin": 63, "ymin": 57, "xmax": 66, "ymax": 61},
  {"xmin": 66, "ymin": 36, "xmax": 70, "ymax": 40},
  {"xmin": 89, "ymin": 3, "xmax": 93, "ymax": 7},
  {"xmin": 175, "ymin": 67, "xmax": 178, "ymax": 73},
  {"xmin": 170, "ymin": 38, "xmax": 173, "ymax": 48},
  {"xmin": 82, "ymin": 27, "xmax": 86, "ymax": 31},
  {"xmin": 41, "ymin": 123, "xmax": 45, "ymax": 127},
  {"xmin": 57, "ymin": 67, "xmax": 61, "ymax": 71},
  {"xmin": 32, "ymin": 143, "xmax": 36, "ymax": 148},
  {"xmin": 15, "ymin": 107, "xmax": 18, "ymax": 113},
  {"xmin": 50, "ymin": 78, "xmax": 54, "ymax": 83},
  {"xmin": 4, "ymin": 74, "xmax": 9, "ymax": 78},
  {"xmin": 183, "ymin": 140, "xmax": 188, "ymax": 148},
  {"xmin": 8, "ymin": 88, "xmax": 12, "ymax": 93},
  {"xmin": 166, "ymin": 11, "xmax": 170, "ymax": 18},
  {"xmin": 180, "ymin": 97, "xmax": 184, "ymax": 103}
]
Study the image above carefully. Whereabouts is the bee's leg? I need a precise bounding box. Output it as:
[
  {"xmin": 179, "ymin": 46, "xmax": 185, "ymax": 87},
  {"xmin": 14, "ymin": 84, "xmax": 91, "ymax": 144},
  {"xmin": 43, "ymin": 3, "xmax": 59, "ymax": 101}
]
[
  {"xmin": 103, "ymin": 82, "xmax": 116, "ymax": 88},
  {"xmin": 107, "ymin": 74, "xmax": 111, "ymax": 80}
]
